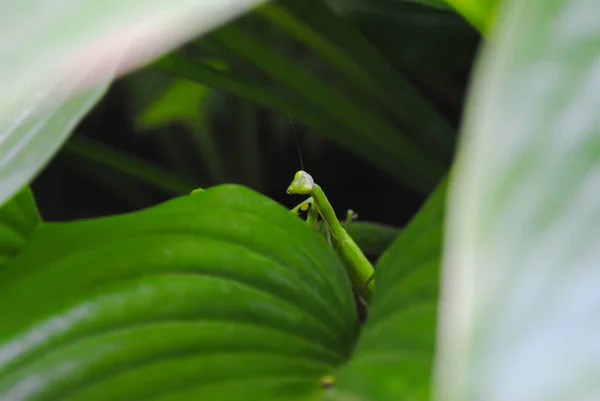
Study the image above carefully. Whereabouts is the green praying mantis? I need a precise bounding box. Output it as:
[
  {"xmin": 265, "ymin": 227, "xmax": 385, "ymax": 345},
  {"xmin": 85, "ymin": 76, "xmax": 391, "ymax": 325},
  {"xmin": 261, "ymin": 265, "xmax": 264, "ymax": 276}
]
[
  {"xmin": 192, "ymin": 170, "xmax": 376, "ymax": 304},
  {"xmin": 287, "ymin": 170, "xmax": 375, "ymax": 304}
]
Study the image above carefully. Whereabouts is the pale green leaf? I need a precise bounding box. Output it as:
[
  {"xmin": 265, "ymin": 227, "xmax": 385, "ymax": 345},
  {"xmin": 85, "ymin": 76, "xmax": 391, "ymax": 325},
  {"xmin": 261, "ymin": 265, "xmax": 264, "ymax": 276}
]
[{"xmin": 436, "ymin": 0, "xmax": 600, "ymax": 400}]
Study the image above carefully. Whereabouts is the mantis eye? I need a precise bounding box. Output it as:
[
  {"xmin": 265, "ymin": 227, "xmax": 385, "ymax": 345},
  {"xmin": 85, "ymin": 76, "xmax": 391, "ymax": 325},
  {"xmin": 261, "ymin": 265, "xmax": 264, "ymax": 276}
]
[{"xmin": 286, "ymin": 170, "xmax": 314, "ymax": 194}]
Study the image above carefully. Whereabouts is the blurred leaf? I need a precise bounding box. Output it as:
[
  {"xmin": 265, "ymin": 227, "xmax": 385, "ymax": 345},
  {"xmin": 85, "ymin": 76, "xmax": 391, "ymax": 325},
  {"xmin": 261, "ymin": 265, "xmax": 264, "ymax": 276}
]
[
  {"xmin": 211, "ymin": 22, "xmax": 447, "ymax": 175},
  {"xmin": 123, "ymin": 70, "xmax": 177, "ymax": 119},
  {"xmin": 136, "ymin": 79, "xmax": 211, "ymax": 130},
  {"xmin": 272, "ymin": 0, "xmax": 456, "ymax": 156},
  {"xmin": 444, "ymin": 0, "xmax": 498, "ymax": 33},
  {"xmin": 328, "ymin": 0, "xmax": 480, "ymax": 115},
  {"xmin": 70, "ymin": 161, "xmax": 161, "ymax": 211},
  {"xmin": 0, "ymin": 0, "xmax": 269, "ymax": 120},
  {"xmin": 135, "ymin": 77, "xmax": 226, "ymax": 183},
  {"xmin": 135, "ymin": 60, "xmax": 229, "ymax": 131},
  {"xmin": 0, "ymin": 0, "xmax": 267, "ymax": 208},
  {"xmin": 313, "ymin": 220, "xmax": 401, "ymax": 257},
  {"xmin": 156, "ymin": 51, "xmax": 447, "ymax": 193},
  {"xmin": 256, "ymin": 3, "xmax": 385, "ymax": 106},
  {"xmin": 229, "ymin": 101, "xmax": 264, "ymax": 190},
  {"xmin": 337, "ymin": 221, "xmax": 401, "ymax": 257},
  {"xmin": 64, "ymin": 137, "xmax": 197, "ymax": 195},
  {"xmin": 155, "ymin": 55, "xmax": 426, "ymax": 192},
  {"xmin": 0, "ymin": 59, "xmax": 117, "ymax": 208},
  {"xmin": 330, "ymin": 178, "xmax": 447, "ymax": 400},
  {"xmin": 435, "ymin": 0, "xmax": 600, "ymax": 400},
  {"xmin": 329, "ymin": 0, "xmax": 496, "ymax": 33},
  {"xmin": 256, "ymin": 1, "xmax": 414, "ymax": 122},
  {"xmin": 323, "ymin": 0, "xmax": 452, "ymax": 17},
  {"xmin": 0, "ymin": 185, "xmax": 358, "ymax": 400},
  {"xmin": 0, "ymin": 187, "xmax": 41, "ymax": 265}
]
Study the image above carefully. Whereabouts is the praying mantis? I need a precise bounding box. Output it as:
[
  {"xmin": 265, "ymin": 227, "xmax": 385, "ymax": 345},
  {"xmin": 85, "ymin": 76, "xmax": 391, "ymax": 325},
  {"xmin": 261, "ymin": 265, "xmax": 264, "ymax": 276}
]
[
  {"xmin": 191, "ymin": 170, "xmax": 376, "ymax": 304},
  {"xmin": 287, "ymin": 170, "xmax": 375, "ymax": 304}
]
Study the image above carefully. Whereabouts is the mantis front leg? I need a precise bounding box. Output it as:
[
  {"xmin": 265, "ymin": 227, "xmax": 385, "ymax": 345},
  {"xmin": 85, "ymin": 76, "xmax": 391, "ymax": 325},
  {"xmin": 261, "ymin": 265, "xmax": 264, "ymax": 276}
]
[{"xmin": 290, "ymin": 197, "xmax": 334, "ymax": 245}]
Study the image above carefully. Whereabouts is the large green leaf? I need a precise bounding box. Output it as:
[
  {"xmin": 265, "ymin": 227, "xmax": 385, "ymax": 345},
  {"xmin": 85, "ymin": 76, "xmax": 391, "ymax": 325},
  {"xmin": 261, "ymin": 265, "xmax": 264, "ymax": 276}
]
[
  {"xmin": 327, "ymin": 178, "xmax": 447, "ymax": 400},
  {"xmin": 0, "ymin": 185, "xmax": 358, "ymax": 400},
  {"xmin": 0, "ymin": 0, "xmax": 267, "ymax": 207},
  {"xmin": 0, "ymin": 63, "xmax": 116, "ymax": 208},
  {"xmin": 0, "ymin": 187, "xmax": 41, "ymax": 265},
  {"xmin": 0, "ymin": 0, "xmax": 268, "ymax": 117},
  {"xmin": 435, "ymin": 0, "xmax": 600, "ymax": 400}
]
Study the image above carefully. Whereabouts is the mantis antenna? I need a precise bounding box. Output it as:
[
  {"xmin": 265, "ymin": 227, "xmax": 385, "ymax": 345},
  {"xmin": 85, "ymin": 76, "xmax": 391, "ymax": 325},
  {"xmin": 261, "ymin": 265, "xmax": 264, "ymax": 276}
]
[
  {"xmin": 287, "ymin": 170, "xmax": 375, "ymax": 303},
  {"xmin": 287, "ymin": 110, "xmax": 304, "ymax": 171}
]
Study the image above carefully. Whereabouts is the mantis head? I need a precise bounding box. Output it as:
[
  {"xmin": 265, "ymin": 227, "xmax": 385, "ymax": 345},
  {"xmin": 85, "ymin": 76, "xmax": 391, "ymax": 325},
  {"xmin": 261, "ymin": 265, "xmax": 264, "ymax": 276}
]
[{"xmin": 287, "ymin": 170, "xmax": 314, "ymax": 195}]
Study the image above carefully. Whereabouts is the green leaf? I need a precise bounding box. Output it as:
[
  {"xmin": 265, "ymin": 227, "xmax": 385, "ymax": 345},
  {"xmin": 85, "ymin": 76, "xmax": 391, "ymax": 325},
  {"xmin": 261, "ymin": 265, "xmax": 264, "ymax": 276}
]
[
  {"xmin": 0, "ymin": 185, "xmax": 358, "ymax": 400},
  {"xmin": 0, "ymin": 0, "xmax": 268, "ymax": 115},
  {"xmin": 154, "ymin": 54, "xmax": 437, "ymax": 193},
  {"xmin": 264, "ymin": 0, "xmax": 456, "ymax": 157},
  {"xmin": 0, "ymin": 65, "xmax": 115, "ymax": 208},
  {"xmin": 330, "ymin": 178, "xmax": 447, "ymax": 400},
  {"xmin": 63, "ymin": 137, "xmax": 198, "ymax": 195},
  {"xmin": 0, "ymin": 186, "xmax": 41, "ymax": 265},
  {"xmin": 313, "ymin": 221, "xmax": 401, "ymax": 257},
  {"xmin": 435, "ymin": 0, "xmax": 600, "ymax": 400},
  {"xmin": 0, "ymin": 0, "xmax": 268, "ymax": 207},
  {"xmin": 135, "ymin": 61, "xmax": 228, "ymax": 131},
  {"xmin": 323, "ymin": 0, "xmax": 452, "ymax": 17},
  {"xmin": 444, "ymin": 0, "xmax": 498, "ymax": 33},
  {"xmin": 134, "ymin": 78, "xmax": 226, "ymax": 182},
  {"xmin": 211, "ymin": 23, "xmax": 447, "ymax": 189},
  {"xmin": 136, "ymin": 79, "xmax": 211, "ymax": 130},
  {"xmin": 340, "ymin": 222, "xmax": 401, "ymax": 257},
  {"xmin": 333, "ymin": 0, "xmax": 497, "ymax": 33},
  {"xmin": 257, "ymin": 0, "xmax": 451, "ymax": 139}
]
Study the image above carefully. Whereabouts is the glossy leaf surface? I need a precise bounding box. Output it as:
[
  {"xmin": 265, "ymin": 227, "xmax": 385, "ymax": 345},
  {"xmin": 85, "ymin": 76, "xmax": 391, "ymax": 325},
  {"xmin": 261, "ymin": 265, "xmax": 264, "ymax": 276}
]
[{"xmin": 0, "ymin": 185, "xmax": 357, "ymax": 400}]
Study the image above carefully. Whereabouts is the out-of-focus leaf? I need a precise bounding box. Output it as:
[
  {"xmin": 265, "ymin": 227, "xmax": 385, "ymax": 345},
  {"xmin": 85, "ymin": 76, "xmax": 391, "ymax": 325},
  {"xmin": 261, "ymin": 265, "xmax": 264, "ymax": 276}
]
[
  {"xmin": 0, "ymin": 58, "xmax": 118, "ymax": 209},
  {"xmin": 275, "ymin": 0, "xmax": 456, "ymax": 158},
  {"xmin": 444, "ymin": 0, "xmax": 498, "ymax": 33},
  {"xmin": 211, "ymin": 23, "xmax": 447, "ymax": 184},
  {"xmin": 0, "ymin": 0, "xmax": 268, "ymax": 119},
  {"xmin": 135, "ymin": 61, "xmax": 229, "ymax": 131},
  {"xmin": 329, "ymin": 178, "xmax": 447, "ymax": 400},
  {"xmin": 326, "ymin": 0, "xmax": 496, "ymax": 33},
  {"xmin": 314, "ymin": 221, "xmax": 401, "ymax": 257},
  {"xmin": 324, "ymin": 0, "xmax": 452, "ymax": 17},
  {"xmin": 0, "ymin": 187, "xmax": 41, "ymax": 265},
  {"xmin": 341, "ymin": 222, "xmax": 401, "ymax": 257},
  {"xmin": 64, "ymin": 137, "xmax": 197, "ymax": 195},
  {"xmin": 0, "ymin": 185, "xmax": 358, "ymax": 400},
  {"xmin": 155, "ymin": 54, "xmax": 446, "ymax": 193},
  {"xmin": 136, "ymin": 79, "xmax": 211, "ymax": 130},
  {"xmin": 435, "ymin": 0, "xmax": 600, "ymax": 400},
  {"xmin": 135, "ymin": 78, "xmax": 225, "ymax": 182},
  {"xmin": 256, "ymin": 2, "xmax": 390, "ymax": 113},
  {"xmin": 0, "ymin": 0, "xmax": 267, "ymax": 207}
]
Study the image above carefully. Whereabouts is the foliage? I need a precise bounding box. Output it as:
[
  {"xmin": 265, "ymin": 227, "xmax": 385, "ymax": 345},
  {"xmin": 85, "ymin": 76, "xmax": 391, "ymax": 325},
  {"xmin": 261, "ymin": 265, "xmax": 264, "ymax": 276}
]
[{"xmin": 1, "ymin": 0, "xmax": 599, "ymax": 400}]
